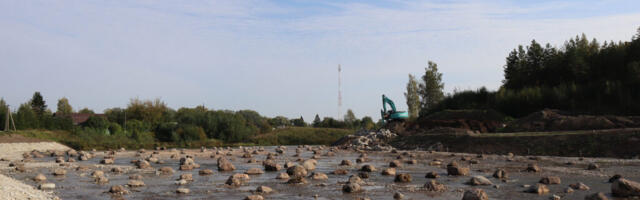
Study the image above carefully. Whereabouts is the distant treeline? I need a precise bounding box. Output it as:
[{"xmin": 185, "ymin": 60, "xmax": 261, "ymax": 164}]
[
  {"xmin": 0, "ymin": 93, "xmax": 378, "ymax": 145},
  {"xmin": 427, "ymin": 28, "xmax": 640, "ymax": 117}
]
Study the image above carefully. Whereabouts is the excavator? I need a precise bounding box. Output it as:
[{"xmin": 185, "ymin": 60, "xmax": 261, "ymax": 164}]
[{"xmin": 380, "ymin": 94, "xmax": 409, "ymax": 123}]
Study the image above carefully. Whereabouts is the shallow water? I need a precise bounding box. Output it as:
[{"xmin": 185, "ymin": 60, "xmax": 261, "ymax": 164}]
[{"xmin": 5, "ymin": 146, "xmax": 640, "ymax": 200}]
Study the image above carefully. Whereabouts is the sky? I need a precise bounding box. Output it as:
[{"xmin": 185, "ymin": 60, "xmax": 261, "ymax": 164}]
[{"xmin": 1, "ymin": 0, "xmax": 639, "ymax": 121}]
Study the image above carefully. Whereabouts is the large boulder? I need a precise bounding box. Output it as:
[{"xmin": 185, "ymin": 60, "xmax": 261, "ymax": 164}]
[
  {"xmin": 159, "ymin": 167, "xmax": 175, "ymax": 175},
  {"xmin": 389, "ymin": 160, "xmax": 403, "ymax": 168},
  {"xmin": 526, "ymin": 184, "xmax": 550, "ymax": 195},
  {"xmin": 276, "ymin": 172, "xmax": 290, "ymax": 179},
  {"xmin": 342, "ymin": 182, "xmax": 362, "ymax": 193},
  {"xmin": 217, "ymin": 157, "xmax": 236, "ymax": 171},
  {"xmin": 539, "ymin": 176, "xmax": 561, "ymax": 185},
  {"xmin": 569, "ymin": 182, "xmax": 590, "ymax": 191},
  {"xmin": 382, "ymin": 168, "xmax": 396, "ymax": 176},
  {"xmin": 136, "ymin": 160, "xmax": 151, "ymax": 169},
  {"xmin": 611, "ymin": 178, "xmax": 640, "ymax": 197},
  {"xmin": 302, "ymin": 159, "xmax": 317, "ymax": 171},
  {"xmin": 360, "ymin": 165, "xmax": 376, "ymax": 172},
  {"xmin": 462, "ymin": 189, "xmax": 488, "ymax": 200},
  {"xmin": 263, "ymin": 160, "xmax": 282, "ymax": 171},
  {"xmin": 526, "ymin": 163, "xmax": 541, "ymax": 172},
  {"xmin": 256, "ymin": 186, "xmax": 273, "ymax": 194},
  {"xmin": 492, "ymin": 169, "xmax": 508, "ymax": 179},
  {"xmin": 394, "ymin": 173, "xmax": 412, "ymax": 183}
]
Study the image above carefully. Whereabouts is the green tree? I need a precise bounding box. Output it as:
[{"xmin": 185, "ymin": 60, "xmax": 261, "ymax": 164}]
[
  {"xmin": 419, "ymin": 61, "xmax": 445, "ymax": 115},
  {"xmin": 291, "ymin": 116, "xmax": 306, "ymax": 127},
  {"xmin": 78, "ymin": 108, "xmax": 95, "ymax": 114},
  {"xmin": 0, "ymin": 98, "xmax": 7, "ymax": 130},
  {"xmin": 360, "ymin": 116, "xmax": 375, "ymax": 130},
  {"xmin": 83, "ymin": 116, "xmax": 110, "ymax": 131},
  {"xmin": 312, "ymin": 114, "xmax": 321, "ymax": 127},
  {"xmin": 344, "ymin": 109, "xmax": 356, "ymax": 127},
  {"xmin": 56, "ymin": 97, "xmax": 73, "ymax": 115},
  {"xmin": 30, "ymin": 92, "xmax": 47, "ymax": 116},
  {"xmin": 404, "ymin": 74, "xmax": 420, "ymax": 119},
  {"xmin": 15, "ymin": 103, "xmax": 38, "ymax": 129},
  {"xmin": 269, "ymin": 116, "xmax": 290, "ymax": 127}
]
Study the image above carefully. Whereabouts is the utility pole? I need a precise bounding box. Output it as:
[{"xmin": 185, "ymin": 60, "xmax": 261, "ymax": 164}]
[
  {"xmin": 4, "ymin": 105, "xmax": 16, "ymax": 132},
  {"xmin": 338, "ymin": 64, "xmax": 342, "ymax": 118}
]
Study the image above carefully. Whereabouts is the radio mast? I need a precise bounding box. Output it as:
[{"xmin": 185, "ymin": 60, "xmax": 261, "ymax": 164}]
[{"xmin": 338, "ymin": 64, "xmax": 342, "ymax": 118}]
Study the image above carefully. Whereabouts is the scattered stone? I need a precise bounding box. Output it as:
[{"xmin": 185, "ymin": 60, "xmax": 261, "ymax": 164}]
[
  {"xmin": 199, "ymin": 169, "xmax": 214, "ymax": 175},
  {"xmin": 159, "ymin": 167, "xmax": 175, "ymax": 175},
  {"xmin": 246, "ymin": 168, "xmax": 265, "ymax": 175},
  {"xmin": 390, "ymin": 160, "xmax": 403, "ymax": 168},
  {"xmin": 382, "ymin": 168, "xmax": 396, "ymax": 176},
  {"xmin": 611, "ymin": 178, "xmax": 640, "ymax": 197},
  {"xmin": 340, "ymin": 160, "xmax": 353, "ymax": 166},
  {"xmin": 361, "ymin": 165, "xmax": 376, "ymax": 172},
  {"xmin": 129, "ymin": 174, "xmax": 142, "ymax": 180},
  {"xmin": 539, "ymin": 176, "xmax": 562, "ymax": 185},
  {"xmin": 217, "ymin": 157, "xmax": 236, "ymax": 171},
  {"xmin": 468, "ymin": 176, "xmax": 493, "ymax": 186},
  {"xmin": 565, "ymin": 188, "xmax": 574, "ymax": 193},
  {"xmin": 302, "ymin": 159, "xmax": 317, "ymax": 171},
  {"xmin": 287, "ymin": 165, "xmax": 308, "ymax": 177},
  {"xmin": 333, "ymin": 169, "xmax": 348, "ymax": 175},
  {"xmin": 276, "ymin": 172, "xmax": 290, "ymax": 179},
  {"xmin": 394, "ymin": 173, "xmax": 412, "ymax": 183},
  {"xmin": 95, "ymin": 176, "xmax": 109, "ymax": 184},
  {"xmin": 426, "ymin": 172, "xmax": 439, "ymax": 179},
  {"xmin": 551, "ymin": 194, "xmax": 561, "ymax": 200},
  {"xmin": 127, "ymin": 180, "xmax": 145, "ymax": 187},
  {"xmin": 91, "ymin": 170, "xmax": 104, "ymax": 178},
  {"xmin": 527, "ymin": 184, "xmax": 550, "ymax": 195},
  {"xmin": 38, "ymin": 183, "xmax": 56, "ymax": 190},
  {"xmin": 343, "ymin": 183, "xmax": 362, "ymax": 193},
  {"xmin": 286, "ymin": 176, "xmax": 308, "ymax": 184},
  {"xmin": 256, "ymin": 185, "xmax": 273, "ymax": 194},
  {"xmin": 53, "ymin": 168, "xmax": 66, "ymax": 176},
  {"xmin": 226, "ymin": 173, "xmax": 250, "ymax": 186},
  {"xmin": 429, "ymin": 161, "xmax": 442, "ymax": 166},
  {"xmin": 447, "ymin": 162, "xmax": 469, "ymax": 176},
  {"xmin": 406, "ymin": 159, "xmax": 418, "ymax": 165},
  {"xmin": 587, "ymin": 163, "xmax": 600, "ymax": 170},
  {"xmin": 109, "ymin": 185, "xmax": 129, "ymax": 195},
  {"xmin": 101, "ymin": 158, "xmax": 114, "ymax": 164},
  {"xmin": 311, "ymin": 172, "xmax": 328, "ymax": 180},
  {"xmin": 585, "ymin": 192, "xmax": 608, "ymax": 200},
  {"xmin": 358, "ymin": 172, "xmax": 370, "ymax": 179},
  {"xmin": 111, "ymin": 167, "xmax": 123, "ymax": 173},
  {"xmin": 348, "ymin": 175, "xmax": 365, "ymax": 185},
  {"xmin": 462, "ymin": 188, "xmax": 488, "ymax": 200},
  {"xmin": 527, "ymin": 163, "xmax": 541, "ymax": 172},
  {"xmin": 245, "ymin": 195, "xmax": 264, "ymax": 200},
  {"xmin": 180, "ymin": 173, "xmax": 193, "ymax": 181},
  {"xmin": 33, "ymin": 174, "xmax": 47, "ymax": 182},
  {"xmin": 493, "ymin": 169, "xmax": 508, "ymax": 179},
  {"xmin": 263, "ymin": 160, "xmax": 282, "ymax": 171},
  {"xmin": 176, "ymin": 187, "xmax": 190, "ymax": 194},
  {"xmin": 175, "ymin": 179, "xmax": 188, "ymax": 185},
  {"xmin": 136, "ymin": 160, "xmax": 151, "ymax": 169},
  {"xmin": 569, "ymin": 182, "xmax": 590, "ymax": 191}
]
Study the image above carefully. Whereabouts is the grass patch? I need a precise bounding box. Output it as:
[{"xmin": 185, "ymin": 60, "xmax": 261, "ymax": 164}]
[{"xmin": 251, "ymin": 127, "xmax": 354, "ymax": 146}]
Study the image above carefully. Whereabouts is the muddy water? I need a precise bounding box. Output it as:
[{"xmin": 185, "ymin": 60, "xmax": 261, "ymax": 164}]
[{"xmin": 4, "ymin": 146, "xmax": 640, "ymax": 200}]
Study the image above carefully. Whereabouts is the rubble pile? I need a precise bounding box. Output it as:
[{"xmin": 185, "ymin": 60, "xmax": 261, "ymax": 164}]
[{"xmin": 333, "ymin": 129, "xmax": 397, "ymax": 151}]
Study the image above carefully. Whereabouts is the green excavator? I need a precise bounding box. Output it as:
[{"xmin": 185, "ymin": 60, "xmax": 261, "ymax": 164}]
[{"xmin": 381, "ymin": 94, "xmax": 409, "ymax": 123}]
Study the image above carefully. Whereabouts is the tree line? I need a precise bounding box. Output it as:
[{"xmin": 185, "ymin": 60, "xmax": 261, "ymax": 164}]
[
  {"xmin": 0, "ymin": 93, "xmax": 378, "ymax": 144},
  {"xmin": 406, "ymin": 27, "xmax": 640, "ymax": 118}
]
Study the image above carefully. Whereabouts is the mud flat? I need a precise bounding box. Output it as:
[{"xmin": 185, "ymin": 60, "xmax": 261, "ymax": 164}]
[{"xmin": 1, "ymin": 144, "xmax": 639, "ymax": 200}]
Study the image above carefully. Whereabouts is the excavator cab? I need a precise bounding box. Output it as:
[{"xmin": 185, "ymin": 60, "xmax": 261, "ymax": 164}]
[{"xmin": 381, "ymin": 94, "xmax": 409, "ymax": 123}]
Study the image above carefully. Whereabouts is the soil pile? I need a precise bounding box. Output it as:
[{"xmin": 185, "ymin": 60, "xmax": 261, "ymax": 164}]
[
  {"xmin": 332, "ymin": 129, "xmax": 397, "ymax": 151},
  {"xmin": 504, "ymin": 109, "xmax": 640, "ymax": 132},
  {"xmin": 415, "ymin": 110, "xmax": 506, "ymax": 133}
]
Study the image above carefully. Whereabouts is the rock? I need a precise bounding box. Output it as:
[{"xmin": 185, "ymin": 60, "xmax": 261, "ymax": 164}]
[
  {"xmin": 340, "ymin": 160, "xmax": 353, "ymax": 166},
  {"xmin": 129, "ymin": 174, "xmax": 142, "ymax": 180},
  {"xmin": 101, "ymin": 158, "xmax": 114, "ymax": 164},
  {"xmin": 159, "ymin": 167, "xmax": 175, "ymax": 175},
  {"xmin": 611, "ymin": 178, "xmax": 640, "ymax": 197},
  {"xmin": 426, "ymin": 172, "xmax": 439, "ymax": 179},
  {"xmin": 587, "ymin": 163, "xmax": 600, "ymax": 170},
  {"xmin": 527, "ymin": 184, "xmax": 550, "ymax": 195},
  {"xmin": 343, "ymin": 183, "xmax": 362, "ymax": 193},
  {"xmin": 111, "ymin": 167, "xmax": 123, "ymax": 173},
  {"xmin": 360, "ymin": 164, "xmax": 376, "ymax": 172},
  {"xmin": 425, "ymin": 180, "xmax": 446, "ymax": 192},
  {"xmin": 406, "ymin": 159, "xmax": 418, "ymax": 165},
  {"xmin": 276, "ymin": 172, "xmax": 290, "ymax": 179},
  {"xmin": 127, "ymin": 180, "xmax": 145, "ymax": 187},
  {"xmin": 176, "ymin": 187, "xmax": 190, "ymax": 194},
  {"xmin": 287, "ymin": 165, "xmax": 308, "ymax": 177},
  {"xmin": 565, "ymin": 187, "xmax": 574, "ymax": 193},
  {"xmin": 217, "ymin": 157, "xmax": 236, "ymax": 171},
  {"xmin": 527, "ymin": 163, "xmax": 541, "ymax": 172},
  {"xmin": 263, "ymin": 160, "xmax": 282, "ymax": 171},
  {"xmin": 394, "ymin": 192, "xmax": 404, "ymax": 199},
  {"xmin": 91, "ymin": 170, "xmax": 104, "ymax": 178},
  {"xmin": 382, "ymin": 168, "xmax": 396, "ymax": 176},
  {"xmin": 462, "ymin": 188, "xmax": 488, "ymax": 200},
  {"xmin": 38, "ymin": 183, "xmax": 55, "ymax": 190},
  {"xmin": 429, "ymin": 161, "xmax": 442, "ymax": 166},
  {"xmin": 95, "ymin": 176, "xmax": 109, "ymax": 184},
  {"xmin": 394, "ymin": 173, "xmax": 412, "ymax": 183},
  {"xmin": 390, "ymin": 160, "xmax": 403, "ymax": 168},
  {"xmin": 226, "ymin": 173, "xmax": 250, "ymax": 186},
  {"xmin": 136, "ymin": 160, "xmax": 151, "ymax": 169},
  {"xmin": 348, "ymin": 175, "xmax": 365, "ymax": 185},
  {"xmin": 493, "ymin": 169, "xmax": 508, "ymax": 179},
  {"xmin": 311, "ymin": 172, "xmax": 328, "ymax": 180},
  {"xmin": 333, "ymin": 169, "xmax": 348, "ymax": 175},
  {"xmin": 55, "ymin": 157, "xmax": 65, "ymax": 163},
  {"xmin": 447, "ymin": 162, "xmax": 469, "ymax": 176},
  {"xmin": 284, "ymin": 162, "xmax": 296, "ymax": 168},
  {"xmin": 551, "ymin": 195, "xmax": 561, "ymax": 200},
  {"xmin": 199, "ymin": 169, "xmax": 214, "ymax": 175},
  {"xmin": 468, "ymin": 176, "xmax": 493, "ymax": 185},
  {"xmin": 175, "ymin": 179, "xmax": 188, "ymax": 185},
  {"xmin": 53, "ymin": 168, "xmax": 66, "ymax": 176},
  {"xmin": 585, "ymin": 192, "xmax": 609, "ymax": 200},
  {"xmin": 256, "ymin": 185, "xmax": 273, "ymax": 194},
  {"xmin": 569, "ymin": 182, "xmax": 590, "ymax": 191},
  {"xmin": 608, "ymin": 174, "xmax": 622, "ymax": 183},
  {"xmin": 180, "ymin": 164, "xmax": 194, "ymax": 171},
  {"xmin": 180, "ymin": 173, "xmax": 193, "ymax": 181},
  {"xmin": 356, "ymin": 158, "xmax": 367, "ymax": 163},
  {"xmin": 34, "ymin": 174, "xmax": 47, "ymax": 182},
  {"xmin": 539, "ymin": 176, "xmax": 562, "ymax": 185},
  {"xmin": 109, "ymin": 185, "xmax": 128, "ymax": 195},
  {"xmin": 286, "ymin": 176, "xmax": 308, "ymax": 184},
  {"xmin": 302, "ymin": 159, "xmax": 317, "ymax": 171},
  {"xmin": 67, "ymin": 157, "xmax": 76, "ymax": 162},
  {"xmin": 246, "ymin": 168, "xmax": 265, "ymax": 175},
  {"xmin": 245, "ymin": 195, "xmax": 264, "ymax": 200},
  {"xmin": 358, "ymin": 172, "xmax": 370, "ymax": 179}
]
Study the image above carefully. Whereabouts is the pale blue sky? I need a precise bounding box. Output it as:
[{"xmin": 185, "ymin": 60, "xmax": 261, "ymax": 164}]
[{"xmin": 1, "ymin": 0, "xmax": 638, "ymax": 121}]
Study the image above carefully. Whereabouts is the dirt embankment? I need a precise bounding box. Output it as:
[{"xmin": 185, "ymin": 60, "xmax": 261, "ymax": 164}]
[
  {"xmin": 412, "ymin": 109, "xmax": 507, "ymax": 133},
  {"xmin": 392, "ymin": 128, "xmax": 640, "ymax": 158},
  {"xmin": 503, "ymin": 109, "xmax": 640, "ymax": 132}
]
